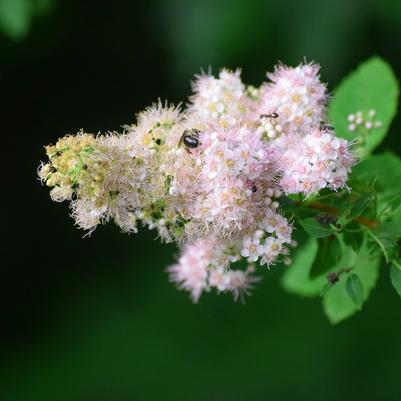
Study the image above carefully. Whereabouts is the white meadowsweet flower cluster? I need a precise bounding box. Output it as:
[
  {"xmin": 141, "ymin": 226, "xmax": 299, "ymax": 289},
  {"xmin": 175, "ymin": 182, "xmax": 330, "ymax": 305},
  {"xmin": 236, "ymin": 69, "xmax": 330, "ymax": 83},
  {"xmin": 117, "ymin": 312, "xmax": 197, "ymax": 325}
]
[
  {"xmin": 188, "ymin": 68, "xmax": 248, "ymax": 128},
  {"xmin": 39, "ymin": 61, "xmax": 356, "ymax": 302},
  {"xmin": 256, "ymin": 63, "xmax": 327, "ymax": 133},
  {"xmin": 168, "ymin": 239, "xmax": 260, "ymax": 302},
  {"xmin": 270, "ymin": 127, "xmax": 355, "ymax": 195}
]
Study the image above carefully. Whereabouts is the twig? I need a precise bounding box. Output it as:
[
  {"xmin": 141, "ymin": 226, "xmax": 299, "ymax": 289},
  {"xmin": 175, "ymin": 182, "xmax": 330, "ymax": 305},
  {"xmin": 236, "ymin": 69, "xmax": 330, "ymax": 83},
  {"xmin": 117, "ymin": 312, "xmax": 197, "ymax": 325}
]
[{"xmin": 294, "ymin": 200, "xmax": 379, "ymax": 229}]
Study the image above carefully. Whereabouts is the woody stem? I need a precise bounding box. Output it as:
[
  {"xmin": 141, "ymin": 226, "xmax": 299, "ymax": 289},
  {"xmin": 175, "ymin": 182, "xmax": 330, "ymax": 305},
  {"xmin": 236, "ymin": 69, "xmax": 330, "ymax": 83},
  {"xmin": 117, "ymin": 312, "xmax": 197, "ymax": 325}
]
[{"xmin": 294, "ymin": 200, "xmax": 379, "ymax": 229}]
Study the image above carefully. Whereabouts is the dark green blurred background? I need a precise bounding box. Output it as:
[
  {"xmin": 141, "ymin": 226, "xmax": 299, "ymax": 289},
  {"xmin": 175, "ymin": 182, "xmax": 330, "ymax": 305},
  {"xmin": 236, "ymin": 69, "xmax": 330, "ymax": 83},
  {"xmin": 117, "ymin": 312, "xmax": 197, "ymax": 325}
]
[{"xmin": 2, "ymin": 0, "xmax": 401, "ymax": 400}]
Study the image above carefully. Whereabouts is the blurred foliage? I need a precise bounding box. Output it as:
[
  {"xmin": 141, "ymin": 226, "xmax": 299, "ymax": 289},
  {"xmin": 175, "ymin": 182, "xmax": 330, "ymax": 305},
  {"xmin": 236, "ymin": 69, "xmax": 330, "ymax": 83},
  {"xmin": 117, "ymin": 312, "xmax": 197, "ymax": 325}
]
[
  {"xmin": 329, "ymin": 57, "xmax": 399, "ymax": 158},
  {"xmin": 0, "ymin": 0, "xmax": 54, "ymax": 39},
  {"xmin": 158, "ymin": 0, "xmax": 401, "ymax": 93}
]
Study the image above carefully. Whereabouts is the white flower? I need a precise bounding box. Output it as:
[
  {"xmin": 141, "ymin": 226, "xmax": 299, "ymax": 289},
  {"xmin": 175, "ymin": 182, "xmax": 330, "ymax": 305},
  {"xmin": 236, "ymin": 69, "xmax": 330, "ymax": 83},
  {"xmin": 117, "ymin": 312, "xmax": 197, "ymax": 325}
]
[{"xmin": 241, "ymin": 236, "xmax": 262, "ymax": 261}]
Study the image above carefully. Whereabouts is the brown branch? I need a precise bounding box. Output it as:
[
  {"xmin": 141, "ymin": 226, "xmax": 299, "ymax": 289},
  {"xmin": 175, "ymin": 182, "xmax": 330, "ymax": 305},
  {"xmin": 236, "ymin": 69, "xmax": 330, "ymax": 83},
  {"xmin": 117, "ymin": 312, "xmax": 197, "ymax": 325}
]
[
  {"xmin": 294, "ymin": 200, "xmax": 379, "ymax": 229},
  {"xmin": 354, "ymin": 215, "xmax": 379, "ymax": 229}
]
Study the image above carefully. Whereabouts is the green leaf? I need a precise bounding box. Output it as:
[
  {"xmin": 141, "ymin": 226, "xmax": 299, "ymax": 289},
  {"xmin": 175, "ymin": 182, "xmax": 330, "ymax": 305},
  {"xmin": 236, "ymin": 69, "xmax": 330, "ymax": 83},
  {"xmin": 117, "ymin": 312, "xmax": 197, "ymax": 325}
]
[
  {"xmin": 348, "ymin": 193, "xmax": 374, "ymax": 220},
  {"xmin": 390, "ymin": 262, "xmax": 401, "ymax": 298},
  {"xmin": 346, "ymin": 175, "xmax": 373, "ymax": 194},
  {"xmin": 379, "ymin": 194, "xmax": 401, "ymax": 220},
  {"xmin": 323, "ymin": 242, "xmax": 380, "ymax": 324},
  {"xmin": 378, "ymin": 222, "xmax": 401, "ymax": 238},
  {"xmin": 346, "ymin": 274, "xmax": 364, "ymax": 309},
  {"xmin": 352, "ymin": 152, "xmax": 401, "ymax": 219},
  {"xmin": 310, "ymin": 236, "xmax": 342, "ymax": 278},
  {"xmin": 329, "ymin": 57, "xmax": 399, "ymax": 158},
  {"xmin": 0, "ymin": 0, "xmax": 31, "ymax": 39},
  {"xmin": 352, "ymin": 152, "xmax": 401, "ymax": 194},
  {"xmin": 281, "ymin": 238, "xmax": 326, "ymax": 297},
  {"xmin": 299, "ymin": 217, "xmax": 337, "ymax": 238},
  {"xmin": 392, "ymin": 202, "xmax": 401, "ymax": 226},
  {"xmin": 320, "ymin": 282, "xmax": 332, "ymax": 297},
  {"xmin": 368, "ymin": 224, "xmax": 400, "ymax": 263},
  {"xmin": 343, "ymin": 223, "xmax": 365, "ymax": 252},
  {"xmin": 0, "ymin": 0, "xmax": 54, "ymax": 40}
]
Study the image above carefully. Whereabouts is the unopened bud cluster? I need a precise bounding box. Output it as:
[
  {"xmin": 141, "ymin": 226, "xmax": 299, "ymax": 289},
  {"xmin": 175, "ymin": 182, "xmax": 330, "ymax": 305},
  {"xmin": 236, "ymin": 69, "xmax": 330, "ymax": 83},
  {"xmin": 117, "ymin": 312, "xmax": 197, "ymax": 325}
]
[
  {"xmin": 39, "ymin": 62, "xmax": 356, "ymax": 302},
  {"xmin": 347, "ymin": 109, "xmax": 383, "ymax": 134}
]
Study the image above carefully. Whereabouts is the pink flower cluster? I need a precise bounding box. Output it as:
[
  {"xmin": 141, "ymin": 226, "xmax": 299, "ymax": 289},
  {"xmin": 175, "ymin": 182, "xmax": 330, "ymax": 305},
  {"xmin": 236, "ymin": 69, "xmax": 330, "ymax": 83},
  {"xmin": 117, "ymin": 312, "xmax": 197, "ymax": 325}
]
[
  {"xmin": 269, "ymin": 128, "xmax": 355, "ymax": 195},
  {"xmin": 188, "ymin": 68, "xmax": 248, "ymax": 128},
  {"xmin": 39, "ymin": 61, "xmax": 356, "ymax": 302},
  {"xmin": 256, "ymin": 63, "xmax": 327, "ymax": 132},
  {"xmin": 168, "ymin": 240, "xmax": 260, "ymax": 302}
]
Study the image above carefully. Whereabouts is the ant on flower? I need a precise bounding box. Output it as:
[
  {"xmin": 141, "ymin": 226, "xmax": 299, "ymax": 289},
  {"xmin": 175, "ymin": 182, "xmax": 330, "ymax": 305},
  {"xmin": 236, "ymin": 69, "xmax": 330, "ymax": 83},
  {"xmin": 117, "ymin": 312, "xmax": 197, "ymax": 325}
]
[{"xmin": 260, "ymin": 112, "xmax": 279, "ymax": 119}]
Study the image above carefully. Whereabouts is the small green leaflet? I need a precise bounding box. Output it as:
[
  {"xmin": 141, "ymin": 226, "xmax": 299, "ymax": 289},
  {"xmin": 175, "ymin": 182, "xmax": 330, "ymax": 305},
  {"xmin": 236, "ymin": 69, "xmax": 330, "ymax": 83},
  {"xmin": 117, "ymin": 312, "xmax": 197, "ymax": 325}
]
[
  {"xmin": 329, "ymin": 57, "xmax": 399, "ymax": 158},
  {"xmin": 315, "ymin": 235, "xmax": 357, "ymax": 281},
  {"xmin": 348, "ymin": 193, "xmax": 374, "ymax": 220},
  {"xmin": 299, "ymin": 217, "xmax": 337, "ymax": 238},
  {"xmin": 352, "ymin": 152, "xmax": 401, "ymax": 193},
  {"xmin": 281, "ymin": 238, "xmax": 326, "ymax": 297},
  {"xmin": 379, "ymin": 194, "xmax": 401, "ymax": 220},
  {"xmin": 367, "ymin": 222, "xmax": 401, "ymax": 263},
  {"xmin": 342, "ymin": 223, "xmax": 365, "ymax": 252},
  {"xmin": 323, "ymin": 245, "xmax": 380, "ymax": 324},
  {"xmin": 346, "ymin": 274, "xmax": 364, "ymax": 309},
  {"xmin": 310, "ymin": 236, "xmax": 342, "ymax": 278},
  {"xmin": 351, "ymin": 152, "xmax": 401, "ymax": 219},
  {"xmin": 390, "ymin": 262, "xmax": 401, "ymax": 298}
]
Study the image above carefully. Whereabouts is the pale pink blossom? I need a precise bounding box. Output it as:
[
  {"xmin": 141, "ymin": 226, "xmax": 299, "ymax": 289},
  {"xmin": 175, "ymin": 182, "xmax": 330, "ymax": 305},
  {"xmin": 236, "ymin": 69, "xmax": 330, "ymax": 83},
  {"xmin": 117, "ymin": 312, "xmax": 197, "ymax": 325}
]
[
  {"xmin": 40, "ymin": 61, "xmax": 357, "ymax": 303},
  {"xmin": 256, "ymin": 62, "xmax": 328, "ymax": 134},
  {"xmin": 167, "ymin": 240, "xmax": 214, "ymax": 302}
]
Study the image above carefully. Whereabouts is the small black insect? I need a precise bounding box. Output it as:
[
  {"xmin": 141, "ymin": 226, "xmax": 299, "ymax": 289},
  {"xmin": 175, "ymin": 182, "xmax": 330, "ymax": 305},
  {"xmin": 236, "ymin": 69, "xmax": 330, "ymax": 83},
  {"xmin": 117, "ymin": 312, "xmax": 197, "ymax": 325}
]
[
  {"xmin": 315, "ymin": 214, "xmax": 338, "ymax": 226},
  {"xmin": 327, "ymin": 272, "xmax": 339, "ymax": 284},
  {"xmin": 319, "ymin": 121, "xmax": 334, "ymax": 131},
  {"xmin": 260, "ymin": 112, "xmax": 279, "ymax": 119},
  {"xmin": 179, "ymin": 129, "xmax": 201, "ymax": 151}
]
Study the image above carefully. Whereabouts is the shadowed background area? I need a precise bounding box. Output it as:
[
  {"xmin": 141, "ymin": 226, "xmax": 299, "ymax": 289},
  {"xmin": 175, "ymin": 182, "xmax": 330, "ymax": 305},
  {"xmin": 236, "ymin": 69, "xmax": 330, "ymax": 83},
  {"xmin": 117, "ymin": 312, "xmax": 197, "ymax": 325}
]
[{"xmin": 2, "ymin": 0, "xmax": 401, "ymax": 400}]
